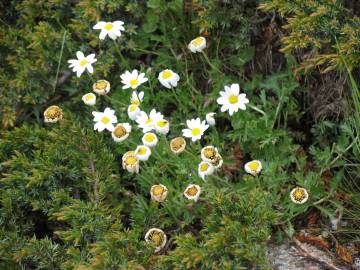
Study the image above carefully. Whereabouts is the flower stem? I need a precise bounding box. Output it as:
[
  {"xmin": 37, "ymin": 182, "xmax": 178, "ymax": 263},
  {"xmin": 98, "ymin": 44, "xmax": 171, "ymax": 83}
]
[
  {"xmin": 113, "ymin": 40, "xmax": 128, "ymax": 69},
  {"xmin": 53, "ymin": 30, "xmax": 67, "ymax": 93}
]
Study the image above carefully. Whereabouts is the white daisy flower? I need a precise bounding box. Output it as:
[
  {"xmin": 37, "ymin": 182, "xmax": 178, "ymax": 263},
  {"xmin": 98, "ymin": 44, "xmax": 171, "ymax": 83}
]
[
  {"xmin": 111, "ymin": 123, "xmax": 131, "ymax": 142},
  {"xmin": 183, "ymin": 184, "xmax": 201, "ymax": 202},
  {"xmin": 136, "ymin": 109, "xmax": 164, "ymax": 133},
  {"xmin": 217, "ymin": 83, "xmax": 249, "ymax": 116},
  {"xmin": 198, "ymin": 161, "xmax": 214, "ymax": 180},
  {"xmin": 82, "ymin": 93, "xmax": 96, "ymax": 106},
  {"xmin": 145, "ymin": 228, "xmax": 167, "ymax": 253},
  {"xmin": 44, "ymin": 105, "xmax": 63, "ymax": 123},
  {"xmin": 120, "ymin": 70, "xmax": 148, "ymax": 89},
  {"xmin": 93, "ymin": 21, "xmax": 125, "ymax": 40},
  {"xmin": 127, "ymin": 104, "xmax": 141, "ymax": 121},
  {"xmin": 68, "ymin": 51, "xmax": 97, "ymax": 77},
  {"xmin": 200, "ymin": 145, "xmax": 218, "ymax": 163},
  {"xmin": 188, "ymin": 36, "xmax": 206, "ymax": 53},
  {"xmin": 155, "ymin": 119, "xmax": 170, "ymax": 135},
  {"xmin": 93, "ymin": 80, "xmax": 110, "ymax": 95},
  {"xmin": 150, "ymin": 184, "xmax": 168, "ymax": 203},
  {"xmin": 122, "ymin": 151, "xmax": 139, "ymax": 173},
  {"xmin": 244, "ymin": 160, "xmax": 262, "ymax": 176},
  {"xmin": 206, "ymin": 112, "xmax": 216, "ymax": 126},
  {"xmin": 182, "ymin": 118, "xmax": 209, "ymax": 142},
  {"xmin": 211, "ymin": 153, "xmax": 223, "ymax": 169},
  {"xmin": 130, "ymin": 91, "xmax": 144, "ymax": 106},
  {"xmin": 92, "ymin": 107, "xmax": 117, "ymax": 132},
  {"xmin": 170, "ymin": 137, "xmax": 186, "ymax": 154},
  {"xmin": 290, "ymin": 187, "xmax": 309, "ymax": 204},
  {"xmin": 142, "ymin": 132, "xmax": 158, "ymax": 147},
  {"xmin": 135, "ymin": 145, "xmax": 151, "ymax": 161},
  {"xmin": 158, "ymin": 69, "xmax": 180, "ymax": 89}
]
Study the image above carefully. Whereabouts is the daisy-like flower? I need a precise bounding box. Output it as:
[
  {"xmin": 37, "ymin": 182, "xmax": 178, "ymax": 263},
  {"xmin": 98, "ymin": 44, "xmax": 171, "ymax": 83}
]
[
  {"xmin": 217, "ymin": 83, "xmax": 249, "ymax": 116},
  {"xmin": 136, "ymin": 109, "xmax": 164, "ymax": 133},
  {"xmin": 145, "ymin": 228, "xmax": 167, "ymax": 253},
  {"xmin": 135, "ymin": 145, "xmax": 151, "ymax": 161},
  {"xmin": 182, "ymin": 118, "xmax": 209, "ymax": 142},
  {"xmin": 201, "ymin": 145, "xmax": 218, "ymax": 163},
  {"xmin": 198, "ymin": 161, "xmax": 215, "ymax": 180},
  {"xmin": 206, "ymin": 112, "xmax": 216, "ymax": 126},
  {"xmin": 183, "ymin": 184, "xmax": 201, "ymax": 202},
  {"xmin": 120, "ymin": 70, "xmax": 148, "ymax": 90},
  {"xmin": 130, "ymin": 91, "xmax": 144, "ymax": 106},
  {"xmin": 93, "ymin": 80, "xmax": 110, "ymax": 95},
  {"xmin": 150, "ymin": 184, "xmax": 168, "ymax": 203},
  {"xmin": 158, "ymin": 69, "xmax": 180, "ymax": 89},
  {"xmin": 290, "ymin": 187, "xmax": 309, "ymax": 204},
  {"xmin": 155, "ymin": 119, "xmax": 170, "ymax": 135},
  {"xmin": 244, "ymin": 160, "xmax": 262, "ymax": 176},
  {"xmin": 93, "ymin": 21, "xmax": 125, "ymax": 40},
  {"xmin": 92, "ymin": 107, "xmax": 117, "ymax": 132},
  {"xmin": 211, "ymin": 153, "xmax": 223, "ymax": 169},
  {"xmin": 111, "ymin": 123, "xmax": 131, "ymax": 142},
  {"xmin": 142, "ymin": 132, "xmax": 158, "ymax": 147},
  {"xmin": 188, "ymin": 36, "xmax": 206, "ymax": 53},
  {"xmin": 127, "ymin": 104, "xmax": 141, "ymax": 121},
  {"xmin": 44, "ymin": 105, "xmax": 63, "ymax": 123},
  {"xmin": 122, "ymin": 151, "xmax": 139, "ymax": 173},
  {"xmin": 170, "ymin": 137, "xmax": 186, "ymax": 154},
  {"xmin": 82, "ymin": 93, "xmax": 96, "ymax": 106},
  {"xmin": 68, "ymin": 51, "xmax": 97, "ymax": 77}
]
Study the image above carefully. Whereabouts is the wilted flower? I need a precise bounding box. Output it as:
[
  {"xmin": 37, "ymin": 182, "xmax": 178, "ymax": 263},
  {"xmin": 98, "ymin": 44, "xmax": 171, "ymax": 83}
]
[
  {"xmin": 44, "ymin": 105, "xmax": 63, "ymax": 123},
  {"xmin": 198, "ymin": 161, "xmax": 214, "ymax": 180},
  {"xmin": 155, "ymin": 119, "xmax": 170, "ymax": 135},
  {"xmin": 82, "ymin": 93, "xmax": 96, "ymax": 106},
  {"xmin": 205, "ymin": 112, "xmax": 216, "ymax": 126},
  {"xmin": 93, "ymin": 80, "xmax": 110, "ymax": 95},
  {"xmin": 145, "ymin": 228, "xmax": 167, "ymax": 253},
  {"xmin": 93, "ymin": 21, "xmax": 125, "ymax": 40},
  {"xmin": 112, "ymin": 123, "xmax": 131, "ymax": 142},
  {"xmin": 136, "ymin": 109, "xmax": 164, "ymax": 133},
  {"xmin": 183, "ymin": 184, "xmax": 201, "ymax": 202},
  {"xmin": 92, "ymin": 107, "xmax": 117, "ymax": 132},
  {"xmin": 158, "ymin": 69, "xmax": 180, "ymax": 89},
  {"xmin": 142, "ymin": 132, "xmax": 158, "ymax": 147},
  {"xmin": 290, "ymin": 187, "xmax": 309, "ymax": 204},
  {"xmin": 201, "ymin": 145, "xmax": 218, "ymax": 163},
  {"xmin": 188, "ymin": 36, "xmax": 206, "ymax": 53},
  {"xmin": 68, "ymin": 51, "xmax": 97, "ymax": 77},
  {"xmin": 244, "ymin": 160, "xmax": 262, "ymax": 176},
  {"xmin": 127, "ymin": 104, "xmax": 141, "ymax": 120},
  {"xmin": 150, "ymin": 184, "xmax": 168, "ymax": 202},
  {"xmin": 122, "ymin": 151, "xmax": 139, "ymax": 173},
  {"xmin": 211, "ymin": 153, "xmax": 223, "ymax": 169},
  {"xmin": 182, "ymin": 118, "xmax": 209, "ymax": 142},
  {"xmin": 170, "ymin": 137, "xmax": 186, "ymax": 154},
  {"xmin": 130, "ymin": 91, "xmax": 144, "ymax": 105},
  {"xmin": 135, "ymin": 145, "xmax": 151, "ymax": 161},
  {"xmin": 217, "ymin": 83, "xmax": 249, "ymax": 116},
  {"xmin": 121, "ymin": 70, "xmax": 148, "ymax": 90}
]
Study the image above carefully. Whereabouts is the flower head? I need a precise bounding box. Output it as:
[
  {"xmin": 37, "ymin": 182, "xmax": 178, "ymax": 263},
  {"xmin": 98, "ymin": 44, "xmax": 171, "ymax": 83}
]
[
  {"xmin": 211, "ymin": 153, "xmax": 223, "ymax": 169},
  {"xmin": 44, "ymin": 105, "xmax": 63, "ymax": 123},
  {"xmin": 135, "ymin": 145, "xmax": 151, "ymax": 161},
  {"xmin": 93, "ymin": 80, "xmax": 110, "ymax": 95},
  {"xmin": 290, "ymin": 187, "xmax": 309, "ymax": 204},
  {"xmin": 142, "ymin": 132, "xmax": 158, "ymax": 147},
  {"xmin": 155, "ymin": 119, "xmax": 170, "ymax": 135},
  {"xmin": 198, "ymin": 161, "xmax": 214, "ymax": 180},
  {"xmin": 136, "ymin": 109, "xmax": 164, "ymax": 133},
  {"xmin": 183, "ymin": 184, "xmax": 201, "ymax": 202},
  {"xmin": 68, "ymin": 51, "xmax": 97, "ymax": 77},
  {"xmin": 122, "ymin": 151, "xmax": 139, "ymax": 173},
  {"xmin": 182, "ymin": 118, "xmax": 209, "ymax": 142},
  {"xmin": 217, "ymin": 83, "xmax": 249, "ymax": 116},
  {"xmin": 121, "ymin": 70, "xmax": 148, "ymax": 89},
  {"xmin": 244, "ymin": 160, "xmax": 262, "ymax": 176},
  {"xmin": 92, "ymin": 107, "xmax": 117, "ymax": 132},
  {"xmin": 82, "ymin": 93, "xmax": 96, "ymax": 106},
  {"xmin": 127, "ymin": 104, "xmax": 141, "ymax": 121},
  {"xmin": 130, "ymin": 91, "xmax": 144, "ymax": 106},
  {"xmin": 158, "ymin": 69, "xmax": 180, "ymax": 89},
  {"xmin": 93, "ymin": 21, "xmax": 125, "ymax": 40},
  {"xmin": 206, "ymin": 112, "xmax": 216, "ymax": 126},
  {"xmin": 201, "ymin": 145, "xmax": 218, "ymax": 163},
  {"xmin": 150, "ymin": 184, "xmax": 168, "ymax": 202},
  {"xmin": 188, "ymin": 36, "xmax": 206, "ymax": 53},
  {"xmin": 170, "ymin": 137, "xmax": 186, "ymax": 154},
  {"xmin": 145, "ymin": 228, "xmax": 167, "ymax": 253},
  {"xmin": 112, "ymin": 123, "xmax": 131, "ymax": 142}
]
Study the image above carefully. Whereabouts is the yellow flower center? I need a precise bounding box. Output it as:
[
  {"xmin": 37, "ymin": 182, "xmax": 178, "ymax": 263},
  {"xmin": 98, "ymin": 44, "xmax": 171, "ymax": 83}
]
[
  {"xmin": 148, "ymin": 231, "xmax": 164, "ymax": 246},
  {"xmin": 104, "ymin": 23, "xmax": 113, "ymax": 31},
  {"xmin": 131, "ymin": 99, "xmax": 140, "ymax": 106},
  {"xmin": 162, "ymin": 70, "xmax": 172, "ymax": 79},
  {"xmin": 204, "ymin": 148, "xmax": 216, "ymax": 159},
  {"xmin": 85, "ymin": 94, "xmax": 94, "ymax": 101},
  {"xmin": 192, "ymin": 37, "xmax": 203, "ymax": 47},
  {"xmin": 293, "ymin": 188, "xmax": 306, "ymax": 202},
  {"xmin": 129, "ymin": 105, "xmax": 137, "ymax": 112},
  {"xmin": 45, "ymin": 106, "xmax": 62, "ymax": 119},
  {"xmin": 200, "ymin": 162, "xmax": 209, "ymax": 172},
  {"xmin": 186, "ymin": 186, "xmax": 198, "ymax": 197},
  {"xmin": 170, "ymin": 137, "xmax": 185, "ymax": 151},
  {"xmin": 144, "ymin": 134, "xmax": 155, "ymax": 142},
  {"xmin": 152, "ymin": 185, "xmax": 165, "ymax": 196},
  {"xmin": 101, "ymin": 116, "xmax": 110, "ymax": 124},
  {"xmin": 228, "ymin": 95, "xmax": 238, "ymax": 104},
  {"xmin": 95, "ymin": 80, "xmax": 107, "ymax": 90},
  {"xmin": 137, "ymin": 147, "xmax": 147, "ymax": 155},
  {"xmin": 191, "ymin": 128, "xmax": 201, "ymax": 136},
  {"xmin": 157, "ymin": 120, "xmax": 167, "ymax": 127},
  {"xmin": 79, "ymin": 59, "xmax": 89, "ymax": 67},
  {"xmin": 125, "ymin": 156, "xmax": 137, "ymax": 165},
  {"xmin": 114, "ymin": 125, "xmax": 126, "ymax": 138},
  {"xmin": 130, "ymin": 79, "xmax": 139, "ymax": 87},
  {"xmin": 248, "ymin": 161, "xmax": 259, "ymax": 171},
  {"xmin": 145, "ymin": 118, "xmax": 153, "ymax": 125}
]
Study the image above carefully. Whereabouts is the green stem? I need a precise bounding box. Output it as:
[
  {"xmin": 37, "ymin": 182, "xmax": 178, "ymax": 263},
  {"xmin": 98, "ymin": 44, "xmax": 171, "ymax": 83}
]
[
  {"xmin": 53, "ymin": 31, "xmax": 67, "ymax": 93},
  {"xmin": 201, "ymin": 51, "xmax": 223, "ymax": 74},
  {"xmin": 113, "ymin": 40, "xmax": 128, "ymax": 69}
]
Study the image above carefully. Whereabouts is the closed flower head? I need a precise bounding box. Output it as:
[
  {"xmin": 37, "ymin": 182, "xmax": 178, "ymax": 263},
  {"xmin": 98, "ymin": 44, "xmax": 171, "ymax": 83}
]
[
  {"xmin": 150, "ymin": 184, "xmax": 168, "ymax": 202},
  {"xmin": 198, "ymin": 161, "xmax": 214, "ymax": 180},
  {"xmin": 135, "ymin": 145, "xmax": 151, "ymax": 161},
  {"xmin": 244, "ymin": 160, "xmax": 262, "ymax": 176},
  {"xmin": 112, "ymin": 123, "xmax": 131, "ymax": 142},
  {"xmin": 82, "ymin": 93, "xmax": 96, "ymax": 106},
  {"xmin": 44, "ymin": 105, "xmax": 63, "ymax": 123},
  {"xmin": 170, "ymin": 137, "xmax": 186, "ymax": 154},
  {"xmin": 290, "ymin": 187, "xmax": 309, "ymax": 204},
  {"xmin": 122, "ymin": 151, "xmax": 139, "ymax": 173},
  {"xmin": 184, "ymin": 184, "xmax": 201, "ymax": 202},
  {"xmin": 158, "ymin": 69, "xmax": 180, "ymax": 89},
  {"xmin": 145, "ymin": 228, "xmax": 167, "ymax": 253},
  {"xmin": 188, "ymin": 36, "xmax": 206, "ymax": 53},
  {"xmin": 93, "ymin": 80, "xmax": 110, "ymax": 95}
]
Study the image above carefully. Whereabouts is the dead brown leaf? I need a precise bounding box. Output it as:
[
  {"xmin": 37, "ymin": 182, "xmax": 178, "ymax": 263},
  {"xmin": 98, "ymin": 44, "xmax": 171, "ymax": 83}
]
[
  {"xmin": 335, "ymin": 242, "xmax": 353, "ymax": 264},
  {"xmin": 294, "ymin": 233, "xmax": 331, "ymax": 250}
]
